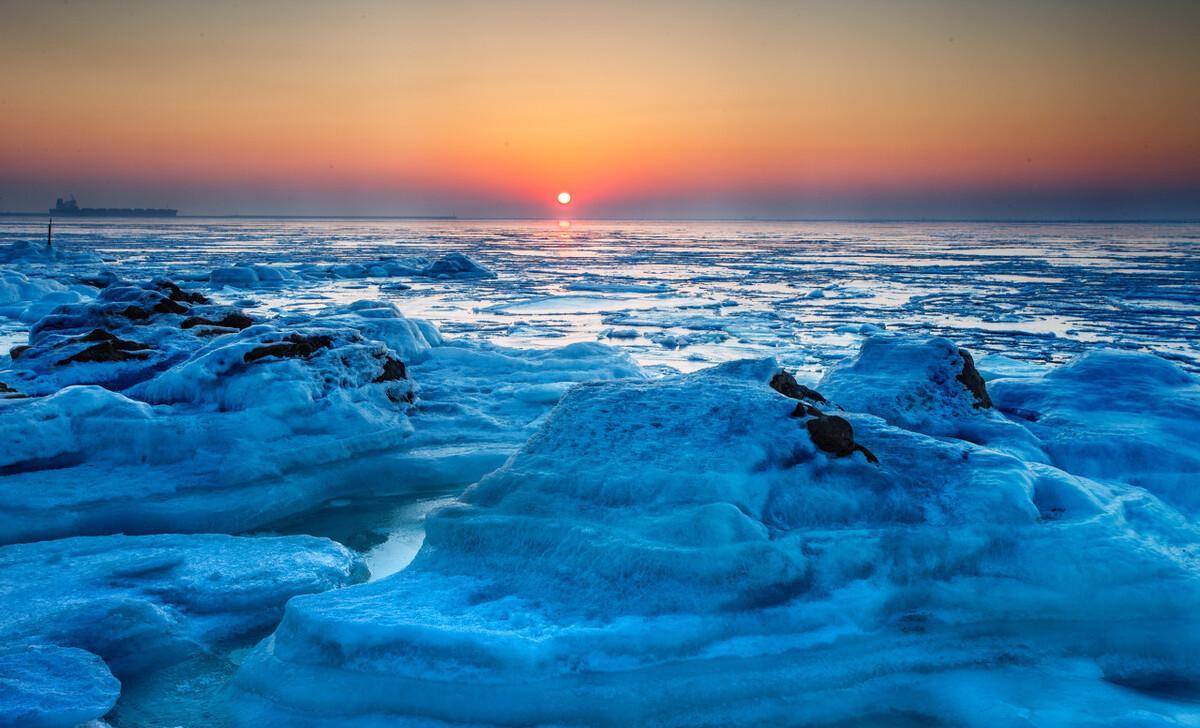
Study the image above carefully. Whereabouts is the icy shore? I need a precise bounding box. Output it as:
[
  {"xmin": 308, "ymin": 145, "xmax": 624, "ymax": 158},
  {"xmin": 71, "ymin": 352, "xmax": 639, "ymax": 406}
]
[
  {"xmin": 229, "ymin": 341, "xmax": 1200, "ymax": 726},
  {"xmin": 1, "ymin": 224, "xmax": 1199, "ymax": 726}
]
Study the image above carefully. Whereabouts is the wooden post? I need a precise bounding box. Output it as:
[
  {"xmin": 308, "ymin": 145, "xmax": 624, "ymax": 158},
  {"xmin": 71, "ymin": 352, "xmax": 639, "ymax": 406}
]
[{"xmin": 47, "ymin": 217, "xmax": 52, "ymax": 247}]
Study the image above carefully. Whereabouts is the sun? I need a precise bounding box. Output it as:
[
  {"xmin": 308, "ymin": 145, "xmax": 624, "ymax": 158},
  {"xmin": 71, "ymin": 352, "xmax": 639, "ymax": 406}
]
[{"xmin": 557, "ymin": 191, "xmax": 572, "ymax": 205}]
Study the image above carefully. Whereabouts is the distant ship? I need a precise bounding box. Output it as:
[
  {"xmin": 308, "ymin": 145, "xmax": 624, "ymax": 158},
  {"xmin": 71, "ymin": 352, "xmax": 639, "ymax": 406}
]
[{"xmin": 50, "ymin": 196, "xmax": 177, "ymax": 218}]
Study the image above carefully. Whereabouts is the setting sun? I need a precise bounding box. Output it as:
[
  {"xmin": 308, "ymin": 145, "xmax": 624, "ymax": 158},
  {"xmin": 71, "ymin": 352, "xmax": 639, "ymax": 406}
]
[{"xmin": 557, "ymin": 192, "xmax": 572, "ymax": 205}]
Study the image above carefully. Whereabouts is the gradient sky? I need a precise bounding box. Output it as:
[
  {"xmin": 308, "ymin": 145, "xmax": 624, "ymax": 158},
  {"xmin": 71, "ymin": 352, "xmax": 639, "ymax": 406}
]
[{"xmin": 2, "ymin": 0, "xmax": 1198, "ymax": 218}]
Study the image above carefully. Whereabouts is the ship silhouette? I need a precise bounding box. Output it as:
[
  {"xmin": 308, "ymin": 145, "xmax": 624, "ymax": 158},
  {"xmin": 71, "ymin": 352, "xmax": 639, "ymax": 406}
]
[{"xmin": 51, "ymin": 195, "xmax": 177, "ymax": 218}]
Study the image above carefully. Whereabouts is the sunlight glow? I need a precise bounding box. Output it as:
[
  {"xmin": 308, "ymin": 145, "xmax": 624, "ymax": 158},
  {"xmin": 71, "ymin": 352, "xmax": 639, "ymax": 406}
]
[{"xmin": 557, "ymin": 191, "xmax": 572, "ymax": 205}]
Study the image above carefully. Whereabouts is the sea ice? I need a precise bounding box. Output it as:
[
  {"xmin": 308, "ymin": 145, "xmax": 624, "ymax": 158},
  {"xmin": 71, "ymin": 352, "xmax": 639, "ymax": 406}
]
[
  {"xmin": 0, "ymin": 533, "xmax": 362, "ymax": 726},
  {"xmin": 0, "ymin": 281, "xmax": 641, "ymax": 543},
  {"xmin": 231, "ymin": 345, "xmax": 1200, "ymax": 726},
  {"xmin": 989, "ymin": 348, "xmax": 1200, "ymax": 514},
  {"xmin": 0, "ymin": 644, "xmax": 119, "ymax": 728}
]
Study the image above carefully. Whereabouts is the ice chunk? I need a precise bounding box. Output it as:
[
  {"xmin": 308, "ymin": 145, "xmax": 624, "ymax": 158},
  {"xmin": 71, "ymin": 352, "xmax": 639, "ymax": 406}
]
[
  {"xmin": 0, "ymin": 534, "xmax": 364, "ymax": 678},
  {"xmin": 818, "ymin": 335, "xmax": 1044, "ymax": 458},
  {"xmin": 0, "ymin": 270, "xmax": 92, "ymax": 324},
  {"xmin": 415, "ymin": 252, "xmax": 495, "ymax": 279},
  {"xmin": 0, "ymin": 644, "xmax": 119, "ymax": 728},
  {"xmin": 0, "ymin": 291, "xmax": 640, "ymax": 542},
  {"xmin": 232, "ymin": 358, "xmax": 1200, "ymax": 725},
  {"xmin": 990, "ymin": 348, "xmax": 1200, "ymax": 514},
  {"xmin": 0, "ymin": 240, "xmax": 103, "ymax": 266},
  {"xmin": 210, "ymin": 264, "xmax": 298, "ymax": 289}
]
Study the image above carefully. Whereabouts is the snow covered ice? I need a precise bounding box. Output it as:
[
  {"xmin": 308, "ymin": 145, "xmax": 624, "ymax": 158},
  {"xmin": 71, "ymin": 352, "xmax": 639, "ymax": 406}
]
[
  {"xmin": 231, "ymin": 350, "xmax": 1200, "ymax": 726},
  {"xmin": 1, "ymin": 219, "xmax": 1199, "ymax": 726}
]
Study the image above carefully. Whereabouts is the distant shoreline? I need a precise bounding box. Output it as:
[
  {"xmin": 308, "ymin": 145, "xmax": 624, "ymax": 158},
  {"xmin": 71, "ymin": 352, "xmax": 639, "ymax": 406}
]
[{"xmin": 0, "ymin": 212, "xmax": 1197, "ymax": 224}]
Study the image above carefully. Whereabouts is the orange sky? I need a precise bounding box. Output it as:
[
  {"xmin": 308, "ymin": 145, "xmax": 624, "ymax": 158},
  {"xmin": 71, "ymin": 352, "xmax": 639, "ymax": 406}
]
[{"xmin": 2, "ymin": 0, "xmax": 1198, "ymax": 217}]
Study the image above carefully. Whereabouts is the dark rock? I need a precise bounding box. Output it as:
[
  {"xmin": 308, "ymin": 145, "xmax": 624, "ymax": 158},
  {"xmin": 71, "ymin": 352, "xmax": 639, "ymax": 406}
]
[
  {"xmin": 121, "ymin": 305, "xmax": 151, "ymax": 320},
  {"xmin": 956, "ymin": 349, "xmax": 992, "ymax": 409},
  {"xmin": 78, "ymin": 274, "xmax": 118, "ymax": 289},
  {"xmin": 243, "ymin": 333, "xmax": 333, "ymax": 364},
  {"xmin": 56, "ymin": 330, "xmax": 152, "ymax": 365},
  {"xmin": 385, "ymin": 388, "xmax": 415, "ymax": 404},
  {"xmin": 805, "ymin": 415, "xmax": 856, "ymax": 456},
  {"xmin": 153, "ymin": 279, "xmax": 211, "ymax": 305},
  {"xmin": 853, "ymin": 443, "xmax": 879, "ymax": 464},
  {"xmin": 796, "ymin": 412, "xmax": 880, "ymax": 464},
  {"xmin": 181, "ymin": 312, "xmax": 254, "ymax": 330},
  {"xmin": 77, "ymin": 328, "xmax": 122, "ymax": 343},
  {"xmin": 9, "ymin": 345, "xmax": 29, "ymax": 360},
  {"xmin": 154, "ymin": 297, "xmax": 190, "ymax": 315},
  {"xmin": 0, "ymin": 381, "xmax": 26, "ymax": 399},
  {"xmin": 59, "ymin": 337, "xmax": 153, "ymax": 365},
  {"xmin": 374, "ymin": 356, "xmax": 407, "ymax": 382},
  {"xmin": 770, "ymin": 370, "xmax": 828, "ymax": 404},
  {"xmin": 193, "ymin": 326, "xmax": 239, "ymax": 337},
  {"xmin": 789, "ymin": 401, "xmax": 824, "ymax": 419},
  {"xmin": 121, "ymin": 297, "xmax": 189, "ymax": 321}
]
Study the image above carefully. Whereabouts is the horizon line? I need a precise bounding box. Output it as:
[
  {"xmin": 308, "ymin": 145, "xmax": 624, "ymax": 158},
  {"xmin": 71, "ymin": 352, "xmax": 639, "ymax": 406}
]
[{"xmin": 2, "ymin": 211, "xmax": 1199, "ymax": 225}]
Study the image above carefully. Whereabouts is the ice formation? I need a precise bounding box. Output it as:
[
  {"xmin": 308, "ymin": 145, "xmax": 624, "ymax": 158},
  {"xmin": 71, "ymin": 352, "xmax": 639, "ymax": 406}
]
[
  {"xmin": 0, "ymin": 644, "xmax": 119, "ymax": 728},
  {"xmin": 0, "ymin": 278, "xmax": 639, "ymax": 543},
  {"xmin": 232, "ymin": 344, "xmax": 1200, "ymax": 726},
  {"xmin": 2, "ymin": 222, "xmax": 1199, "ymax": 725},
  {"xmin": 0, "ymin": 533, "xmax": 362, "ymax": 727}
]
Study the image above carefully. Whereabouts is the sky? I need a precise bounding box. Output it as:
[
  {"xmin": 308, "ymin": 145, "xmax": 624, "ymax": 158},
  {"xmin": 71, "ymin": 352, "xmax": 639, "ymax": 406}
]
[{"xmin": 1, "ymin": 0, "xmax": 1198, "ymax": 219}]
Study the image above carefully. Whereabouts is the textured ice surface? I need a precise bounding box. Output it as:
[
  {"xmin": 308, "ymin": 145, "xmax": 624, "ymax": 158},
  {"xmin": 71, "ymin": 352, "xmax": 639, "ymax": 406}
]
[
  {"xmin": 0, "ymin": 533, "xmax": 362, "ymax": 726},
  {"xmin": 990, "ymin": 349, "xmax": 1200, "ymax": 515},
  {"xmin": 1, "ymin": 221, "xmax": 1198, "ymax": 725},
  {"xmin": 3, "ymin": 219, "xmax": 1196, "ymax": 374},
  {"xmin": 0, "ymin": 534, "xmax": 364, "ymax": 674},
  {"xmin": 0, "ymin": 644, "xmax": 119, "ymax": 728},
  {"xmin": 0, "ymin": 287, "xmax": 639, "ymax": 543},
  {"xmin": 232, "ymin": 345, "xmax": 1200, "ymax": 726}
]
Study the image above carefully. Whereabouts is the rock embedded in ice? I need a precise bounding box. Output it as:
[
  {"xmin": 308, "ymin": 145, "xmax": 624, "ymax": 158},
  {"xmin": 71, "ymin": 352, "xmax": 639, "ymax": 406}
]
[
  {"xmin": 955, "ymin": 348, "xmax": 991, "ymax": 408},
  {"xmin": 56, "ymin": 328, "xmax": 152, "ymax": 365},
  {"xmin": 817, "ymin": 336, "xmax": 1023, "ymax": 450},
  {"xmin": 0, "ymin": 644, "xmax": 120, "ymax": 728},
  {"xmin": 769, "ymin": 368, "xmax": 828, "ymax": 404},
  {"xmin": 180, "ymin": 311, "xmax": 255, "ymax": 330},
  {"xmin": 0, "ymin": 290, "xmax": 641, "ymax": 542}
]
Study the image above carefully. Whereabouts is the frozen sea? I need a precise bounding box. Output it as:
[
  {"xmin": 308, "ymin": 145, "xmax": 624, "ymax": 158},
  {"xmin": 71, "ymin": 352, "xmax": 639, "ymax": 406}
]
[
  {"xmin": 1, "ymin": 218, "xmax": 1199, "ymax": 727},
  {"xmin": 2, "ymin": 218, "xmax": 1197, "ymax": 373}
]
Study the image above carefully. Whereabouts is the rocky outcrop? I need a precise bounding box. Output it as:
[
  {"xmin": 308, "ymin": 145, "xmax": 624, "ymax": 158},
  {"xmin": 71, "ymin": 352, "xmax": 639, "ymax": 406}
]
[
  {"xmin": 769, "ymin": 369, "xmax": 828, "ymax": 404},
  {"xmin": 956, "ymin": 349, "xmax": 992, "ymax": 408},
  {"xmin": 181, "ymin": 312, "xmax": 254, "ymax": 330},
  {"xmin": 243, "ymin": 333, "xmax": 334, "ymax": 364}
]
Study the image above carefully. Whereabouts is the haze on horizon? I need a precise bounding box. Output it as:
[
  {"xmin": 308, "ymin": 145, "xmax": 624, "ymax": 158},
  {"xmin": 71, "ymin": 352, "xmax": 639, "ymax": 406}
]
[{"xmin": 1, "ymin": 0, "xmax": 1198, "ymax": 220}]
